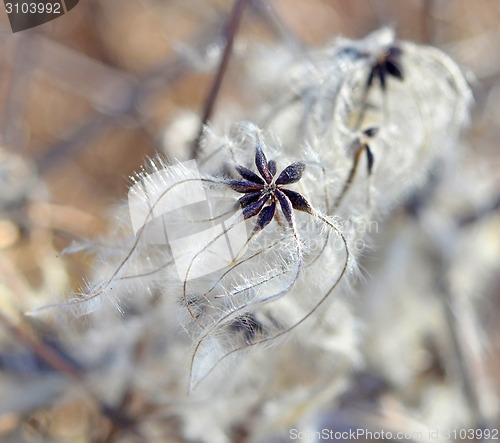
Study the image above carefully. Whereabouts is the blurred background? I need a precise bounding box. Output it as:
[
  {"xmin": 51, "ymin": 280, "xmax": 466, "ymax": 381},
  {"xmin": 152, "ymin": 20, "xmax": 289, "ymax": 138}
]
[{"xmin": 0, "ymin": 0, "xmax": 499, "ymax": 441}]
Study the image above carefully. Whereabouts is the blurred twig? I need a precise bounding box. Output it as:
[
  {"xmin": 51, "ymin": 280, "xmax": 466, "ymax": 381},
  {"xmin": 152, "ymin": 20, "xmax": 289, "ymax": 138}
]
[
  {"xmin": 436, "ymin": 260, "xmax": 491, "ymax": 434},
  {"xmin": 0, "ymin": 311, "xmax": 82, "ymax": 380},
  {"xmin": 34, "ymin": 21, "xmax": 222, "ymax": 174},
  {"xmin": 0, "ymin": 36, "xmax": 39, "ymax": 152},
  {"xmin": 420, "ymin": 0, "xmax": 434, "ymax": 44},
  {"xmin": 0, "ymin": 311, "xmax": 147, "ymax": 441},
  {"xmin": 250, "ymin": 0, "xmax": 305, "ymax": 49},
  {"xmin": 458, "ymin": 193, "xmax": 500, "ymax": 227}
]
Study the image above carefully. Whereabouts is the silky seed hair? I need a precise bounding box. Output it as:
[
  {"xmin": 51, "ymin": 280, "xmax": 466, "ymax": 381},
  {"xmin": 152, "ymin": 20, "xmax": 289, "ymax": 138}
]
[{"xmin": 31, "ymin": 25, "xmax": 474, "ymax": 443}]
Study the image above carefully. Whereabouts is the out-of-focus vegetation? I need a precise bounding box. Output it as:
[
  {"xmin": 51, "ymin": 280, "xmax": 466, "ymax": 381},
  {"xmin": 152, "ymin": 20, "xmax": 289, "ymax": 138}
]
[{"xmin": 0, "ymin": 1, "xmax": 499, "ymax": 442}]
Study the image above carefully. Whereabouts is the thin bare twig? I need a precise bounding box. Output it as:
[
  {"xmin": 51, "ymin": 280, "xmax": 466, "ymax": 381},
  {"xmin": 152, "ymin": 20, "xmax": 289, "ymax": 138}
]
[{"xmin": 191, "ymin": 0, "xmax": 251, "ymax": 158}]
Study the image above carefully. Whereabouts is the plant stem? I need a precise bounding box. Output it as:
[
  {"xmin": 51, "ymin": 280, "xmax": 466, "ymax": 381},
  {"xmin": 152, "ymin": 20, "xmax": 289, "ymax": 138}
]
[{"xmin": 191, "ymin": 0, "xmax": 251, "ymax": 158}]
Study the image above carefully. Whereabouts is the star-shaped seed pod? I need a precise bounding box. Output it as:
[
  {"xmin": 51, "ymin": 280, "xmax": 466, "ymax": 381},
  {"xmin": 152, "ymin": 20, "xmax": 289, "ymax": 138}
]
[
  {"xmin": 334, "ymin": 126, "xmax": 379, "ymax": 209},
  {"xmin": 354, "ymin": 126, "xmax": 378, "ymax": 175},
  {"xmin": 224, "ymin": 145, "xmax": 312, "ymax": 232},
  {"xmin": 367, "ymin": 45, "xmax": 404, "ymax": 91}
]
